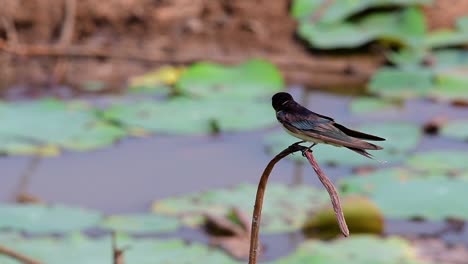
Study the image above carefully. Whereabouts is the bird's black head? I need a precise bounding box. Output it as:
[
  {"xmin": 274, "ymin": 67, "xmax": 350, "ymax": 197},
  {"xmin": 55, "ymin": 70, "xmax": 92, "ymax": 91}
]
[{"xmin": 272, "ymin": 92, "xmax": 293, "ymax": 112}]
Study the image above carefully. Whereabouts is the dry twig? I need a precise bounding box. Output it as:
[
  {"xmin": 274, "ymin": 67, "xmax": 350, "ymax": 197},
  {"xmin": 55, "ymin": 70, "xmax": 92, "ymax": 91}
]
[
  {"xmin": 248, "ymin": 143, "xmax": 349, "ymax": 264},
  {"xmin": 0, "ymin": 245, "xmax": 42, "ymax": 264}
]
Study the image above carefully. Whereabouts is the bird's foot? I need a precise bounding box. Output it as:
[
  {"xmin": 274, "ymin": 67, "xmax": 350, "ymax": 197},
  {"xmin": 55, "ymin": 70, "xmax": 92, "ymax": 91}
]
[{"xmin": 301, "ymin": 143, "xmax": 317, "ymax": 157}]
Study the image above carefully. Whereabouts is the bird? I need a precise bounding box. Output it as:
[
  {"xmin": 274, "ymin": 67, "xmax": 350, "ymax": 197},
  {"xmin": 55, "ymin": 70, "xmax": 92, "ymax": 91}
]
[{"xmin": 272, "ymin": 92, "xmax": 385, "ymax": 159}]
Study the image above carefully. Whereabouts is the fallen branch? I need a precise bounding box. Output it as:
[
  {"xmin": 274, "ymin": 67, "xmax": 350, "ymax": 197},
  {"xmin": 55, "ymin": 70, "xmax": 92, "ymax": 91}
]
[
  {"xmin": 248, "ymin": 143, "xmax": 349, "ymax": 264},
  {"xmin": 0, "ymin": 245, "xmax": 42, "ymax": 264}
]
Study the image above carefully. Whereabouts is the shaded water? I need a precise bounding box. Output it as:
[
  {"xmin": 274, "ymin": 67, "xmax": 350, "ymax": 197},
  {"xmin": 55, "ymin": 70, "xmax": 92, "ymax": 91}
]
[{"xmin": 1, "ymin": 89, "xmax": 467, "ymax": 259}]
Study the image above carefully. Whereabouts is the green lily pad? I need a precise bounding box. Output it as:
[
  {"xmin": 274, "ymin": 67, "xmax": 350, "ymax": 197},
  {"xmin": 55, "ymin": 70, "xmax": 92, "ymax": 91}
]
[
  {"xmin": 386, "ymin": 47, "xmax": 427, "ymax": 68},
  {"xmin": 432, "ymin": 49, "xmax": 468, "ymax": 70},
  {"xmin": 297, "ymin": 8, "xmax": 426, "ymax": 49},
  {"xmin": 103, "ymin": 98, "xmax": 276, "ymax": 135},
  {"xmin": 264, "ymin": 122, "xmax": 420, "ymax": 166},
  {"xmin": 350, "ymin": 97, "xmax": 400, "ymax": 113},
  {"xmin": 368, "ymin": 68, "xmax": 433, "ymax": 98},
  {"xmin": 152, "ymin": 183, "xmax": 329, "ymax": 234},
  {"xmin": 274, "ymin": 235, "xmax": 426, "ymax": 264},
  {"xmin": 100, "ymin": 214, "xmax": 180, "ymax": 234},
  {"xmin": 0, "ymin": 234, "xmax": 239, "ymax": 264},
  {"xmin": 426, "ymin": 16, "xmax": 468, "ymax": 48},
  {"xmin": 0, "ymin": 99, "xmax": 125, "ymax": 155},
  {"xmin": 291, "ymin": 0, "xmax": 431, "ymax": 23},
  {"xmin": 340, "ymin": 167, "xmax": 468, "ymax": 220},
  {"xmin": 426, "ymin": 30, "xmax": 468, "ymax": 49},
  {"xmin": 440, "ymin": 119, "xmax": 468, "ymax": 141},
  {"xmin": 0, "ymin": 204, "xmax": 102, "ymax": 233},
  {"xmin": 303, "ymin": 196, "xmax": 384, "ymax": 239},
  {"xmin": 128, "ymin": 66, "xmax": 184, "ymax": 95},
  {"xmin": 176, "ymin": 59, "xmax": 283, "ymax": 99},
  {"xmin": 407, "ymin": 150, "xmax": 468, "ymax": 173},
  {"xmin": 432, "ymin": 73, "xmax": 468, "ymax": 100}
]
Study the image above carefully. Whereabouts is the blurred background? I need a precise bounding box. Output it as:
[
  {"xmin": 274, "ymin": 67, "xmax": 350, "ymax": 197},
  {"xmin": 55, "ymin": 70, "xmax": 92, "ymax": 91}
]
[{"xmin": 1, "ymin": 0, "xmax": 468, "ymax": 263}]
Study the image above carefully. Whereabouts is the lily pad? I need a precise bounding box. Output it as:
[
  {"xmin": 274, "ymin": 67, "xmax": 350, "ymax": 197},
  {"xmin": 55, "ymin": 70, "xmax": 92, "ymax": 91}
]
[
  {"xmin": 350, "ymin": 97, "xmax": 400, "ymax": 113},
  {"xmin": 176, "ymin": 59, "xmax": 283, "ymax": 99},
  {"xmin": 440, "ymin": 119, "xmax": 468, "ymax": 141},
  {"xmin": 297, "ymin": 8, "xmax": 426, "ymax": 49},
  {"xmin": 274, "ymin": 235, "xmax": 426, "ymax": 264},
  {"xmin": 303, "ymin": 196, "xmax": 384, "ymax": 239},
  {"xmin": 368, "ymin": 68, "xmax": 433, "ymax": 98},
  {"xmin": 340, "ymin": 167, "xmax": 468, "ymax": 220},
  {"xmin": 152, "ymin": 183, "xmax": 329, "ymax": 234},
  {"xmin": 0, "ymin": 204, "xmax": 102, "ymax": 233},
  {"xmin": 0, "ymin": 234, "xmax": 239, "ymax": 264},
  {"xmin": 264, "ymin": 122, "xmax": 420, "ymax": 166},
  {"xmin": 103, "ymin": 98, "xmax": 276, "ymax": 135},
  {"xmin": 432, "ymin": 73, "xmax": 468, "ymax": 101},
  {"xmin": 291, "ymin": 0, "xmax": 431, "ymax": 23},
  {"xmin": 407, "ymin": 150, "xmax": 468, "ymax": 173},
  {"xmin": 426, "ymin": 16, "xmax": 468, "ymax": 48},
  {"xmin": 431, "ymin": 49, "xmax": 468, "ymax": 70},
  {"xmin": 100, "ymin": 214, "xmax": 180, "ymax": 234},
  {"xmin": 0, "ymin": 99, "xmax": 125, "ymax": 155},
  {"xmin": 128, "ymin": 65, "xmax": 184, "ymax": 95}
]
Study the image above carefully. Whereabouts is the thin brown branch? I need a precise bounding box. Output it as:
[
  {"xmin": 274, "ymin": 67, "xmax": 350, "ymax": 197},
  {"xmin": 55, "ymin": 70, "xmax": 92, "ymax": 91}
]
[
  {"xmin": 304, "ymin": 150, "xmax": 349, "ymax": 237},
  {"xmin": 58, "ymin": 0, "xmax": 76, "ymax": 46},
  {"xmin": 248, "ymin": 145, "xmax": 349, "ymax": 264},
  {"xmin": 248, "ymin": 142, "xmax": 308, "ymax": 264},
  {"xmin": 0, "ymin": 245, "xmax": 42, "ymax": 264},
  {"xmin": 15, "ymin": 155, "xmax": 42, "ymax": 203}
]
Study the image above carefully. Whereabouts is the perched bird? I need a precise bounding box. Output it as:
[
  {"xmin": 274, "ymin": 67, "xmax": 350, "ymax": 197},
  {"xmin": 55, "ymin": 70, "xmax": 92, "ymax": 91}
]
[{"xmin": 272, "ymin": 92, "xmax": 385, "ymax": 159}]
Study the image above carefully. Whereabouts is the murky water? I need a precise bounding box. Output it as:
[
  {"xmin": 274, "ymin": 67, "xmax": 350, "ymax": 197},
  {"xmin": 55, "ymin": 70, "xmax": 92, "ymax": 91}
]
[{"xmin": 1, "ymin": 89, "xmax": 467, "ymax": 258}]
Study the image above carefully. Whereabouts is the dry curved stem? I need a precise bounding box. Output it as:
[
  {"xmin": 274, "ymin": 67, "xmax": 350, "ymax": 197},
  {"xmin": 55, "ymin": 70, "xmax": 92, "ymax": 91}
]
[
  {"xmin": 248, "ymin": 144, "xmax": 349, "ymax": 264},
  {"xmin": 303, "ymin": 150, "xmax": 349, "ymax": 237},
  {"xmin": 0, "ymin": 244, "xmax": 42, "ymax": 264}
]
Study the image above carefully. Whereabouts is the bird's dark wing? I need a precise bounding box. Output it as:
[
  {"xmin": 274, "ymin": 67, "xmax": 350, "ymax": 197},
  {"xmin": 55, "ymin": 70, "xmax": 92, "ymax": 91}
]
[
  {"xmin": 277, "ymin": 111, "xmax": 382, "ymax": 150},
  {"xmin": 333, "ymin": 123, "xmax": 385, "ymax": 141}
]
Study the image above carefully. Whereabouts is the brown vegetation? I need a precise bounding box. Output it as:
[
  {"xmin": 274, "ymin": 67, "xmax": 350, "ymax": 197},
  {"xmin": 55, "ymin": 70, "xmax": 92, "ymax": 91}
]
[{"xmin": 0, "ymin": 0, "xmax": 465, "ymax": 97}]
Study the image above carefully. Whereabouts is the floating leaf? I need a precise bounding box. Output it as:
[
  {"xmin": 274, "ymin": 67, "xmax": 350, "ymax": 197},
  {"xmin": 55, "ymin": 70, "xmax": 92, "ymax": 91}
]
[
  {"xmin": 431, "ymin": 49, "xmax": 468, "ymax": 70},
  {"xmin": 350, "ymin": 97, "xmax": 400, "ymax": 113},
  {"xmin": 432, "ymin": 73, "xmax": 468, "ymax": 101},
  {"xmin": 297, "ymin": 8, "xmax": 426, "ymax": 49},
  {"xmin": 368, "ymin": 68, "xmax": 433, "ymax": 98},
  {"xmin": 152, "ymin": 183, "xmax": 329, "ymax": 233},
  {"xmin": 407, "ymin": 150, "xmax": 468, "ymax": 173},
  {"xmin": 274, "ymin": 235, "xmax": 426, "ymax": 264},
  {"xmin": 303, "ymin": 196, "xmax": 384, "ymax": 239},
  {"xmin": 426, "ymin": 30, "xmax": 468, "ymax": 49},
  {"xmin": 103, "ymin": 98, "xmax": 276, "ymax": 135},
  {"xmin": 0, "ymin": 234, "xmax": 239, "ymax": 264},
  {"xmin": 0, "ymin": 204, "xmax": 101, "ymax": 233},
  {"xmin": 440, "ymin": 119, "xmax": 468, "ymax": 141},
  {"xmin": 100, "ymin": 214, "xmax": 180, "ymax": 234},
  {"xmin": 291, "ymin": 0, "xmax": 431, "ymax": 23},
  {"xmin": 340, "ymin": 167, "xmax": 468, "ymax": 220},
  {"xmin": 176, "ymin": 59, "xmax": 283, "ymax": 99},
  {"xmin": 386, "ymin": 47, "xmax": 427, "ymax": 68},
  {"xmin": 128, "ymin": 66, "xmax": 184, "ymax": 94},
  {"xmin": 426, "ymin": 16, "xmax": 468, "ymax": 48},
  {"xmin": 264, "ymin": 122, "xmax": 420, "ymax": 166},
  {"xmin": 0, "ymin": 99, "xmax": 125, "ymax": 155}
]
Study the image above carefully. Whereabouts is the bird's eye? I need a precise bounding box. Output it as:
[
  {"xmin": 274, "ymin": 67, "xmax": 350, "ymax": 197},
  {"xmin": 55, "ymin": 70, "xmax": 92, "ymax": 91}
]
[{"xmin": 281, "ymin": 100, "xmax": 290, "ymax": 105}]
